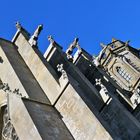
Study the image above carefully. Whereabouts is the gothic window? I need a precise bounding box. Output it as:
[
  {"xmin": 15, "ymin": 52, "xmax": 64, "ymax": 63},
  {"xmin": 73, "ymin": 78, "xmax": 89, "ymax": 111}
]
[
  {"xmin": 1, "ymin": 106, "xmax": 19, "ymax": 140},
  {"xmin": 116, "ymin": 66, "xmax": 131, "ymax": 82}
]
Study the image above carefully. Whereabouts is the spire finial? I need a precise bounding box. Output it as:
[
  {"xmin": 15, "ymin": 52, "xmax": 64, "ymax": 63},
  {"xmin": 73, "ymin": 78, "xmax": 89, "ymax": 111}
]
[
  {"xmin": 48, "ymin": 35, "xmax": 54, "ymax": 43},
  {"xmin": 72, "ymin": 38, "xmax": 79, "ymax": 47},
  {"xmin": 15, "ymin": 21, "xmax": 22, "ymax": 30},
  {"xmin": 33, "ymin": 24, "xmax": 43, "ymax": 38}
]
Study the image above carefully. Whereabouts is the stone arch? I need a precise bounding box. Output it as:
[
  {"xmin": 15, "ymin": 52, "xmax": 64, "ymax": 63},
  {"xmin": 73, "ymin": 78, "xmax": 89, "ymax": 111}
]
[{"xmin": 112, "ymin": 62, "xmax": 132, "ymax": 91}]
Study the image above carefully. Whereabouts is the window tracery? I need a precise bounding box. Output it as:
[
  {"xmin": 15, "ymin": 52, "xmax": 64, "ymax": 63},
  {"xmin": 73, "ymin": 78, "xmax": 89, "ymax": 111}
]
[{"xmin": 116, "ymin": 66, "xmax": 131, "ymax": 82}]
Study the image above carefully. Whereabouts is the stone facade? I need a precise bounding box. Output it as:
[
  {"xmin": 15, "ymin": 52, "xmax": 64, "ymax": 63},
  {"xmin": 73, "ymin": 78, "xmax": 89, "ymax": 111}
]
[{"xmin": 0, "ymin": 23, "xmax": 140, "ymax": 140}]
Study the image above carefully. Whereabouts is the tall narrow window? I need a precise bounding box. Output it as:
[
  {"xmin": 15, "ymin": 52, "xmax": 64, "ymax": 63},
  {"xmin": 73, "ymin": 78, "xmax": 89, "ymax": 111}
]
[{"xmin": 116, "ymin": 66, "xmax": 131, "ymax": 82}]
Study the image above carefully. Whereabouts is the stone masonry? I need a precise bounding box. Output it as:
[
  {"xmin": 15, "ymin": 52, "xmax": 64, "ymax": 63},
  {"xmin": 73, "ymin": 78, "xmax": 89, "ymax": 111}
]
[{"xmin": 0, "ymin": 23, "xmax": 140, "ymax": 140}]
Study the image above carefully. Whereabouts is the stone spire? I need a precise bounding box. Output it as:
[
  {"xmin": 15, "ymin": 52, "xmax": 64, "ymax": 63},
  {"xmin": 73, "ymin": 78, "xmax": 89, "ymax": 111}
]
[{"xmin": 29, "ymin": 24, "xmax": 43, "ymax": 47}]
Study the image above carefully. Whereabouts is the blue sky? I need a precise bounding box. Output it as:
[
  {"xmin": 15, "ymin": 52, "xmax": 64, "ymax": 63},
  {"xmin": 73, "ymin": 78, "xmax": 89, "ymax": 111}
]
[{"xmin": 0, "ymin": 0, "xmax": 140, "ymax": 55}]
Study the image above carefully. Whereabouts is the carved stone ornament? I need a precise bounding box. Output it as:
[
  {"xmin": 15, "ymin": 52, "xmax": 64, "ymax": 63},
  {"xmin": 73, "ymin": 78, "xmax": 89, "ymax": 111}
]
[
  {"xmin": 0, "ymin": 82, "xmax": 24, "ymax": 98},
  {"xmin": 48, "ymin": 35, "xmax": 54, "ymax": 44},
  {"xmin": 15, "ymin": 21, "xmax": 22, "ymax": 30},
  {"xmin": 95, "ymin": 78, "xmax": 108, "ymax": 94},
  {"xmin": 57, "ymin": 64, "xmax": 68, "ymax": 79}
]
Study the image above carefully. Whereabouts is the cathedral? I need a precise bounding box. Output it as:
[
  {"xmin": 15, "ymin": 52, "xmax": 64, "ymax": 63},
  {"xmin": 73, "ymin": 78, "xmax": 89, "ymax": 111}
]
[{"xmin": 0, "ymin": 23, "xmax": 140, "ymax": 140}]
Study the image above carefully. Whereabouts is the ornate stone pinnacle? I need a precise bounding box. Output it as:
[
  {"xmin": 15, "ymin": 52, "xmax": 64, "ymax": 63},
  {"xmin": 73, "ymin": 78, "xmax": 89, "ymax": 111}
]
[
  {"xmin": 74, "ymin": 38, "xmax": 82, "ymax": 51},
  {"xmin": 72, "ymin": 38, "xmax": 79, "ymax": 47},
  {"xmin": 57, "ymin": 64, "xmax": 68, "ymax": 79},
  {"xmin": 29, "ymin": 24, "xmax": 43, "ymax": 47},
  {"xmin": 48, "ymin": 35, "xmax": 54, "ymax": 43},
  {"xmin": 15, "ymin": 21, "xmax": 22, "ymax": 30},
  {"xmin": 74, "ymin": 37, "xmax": 79, "ymax": 44},
  {"xmin": 33, "ymin": 24, "xmax": 43, "ymax": 38}
]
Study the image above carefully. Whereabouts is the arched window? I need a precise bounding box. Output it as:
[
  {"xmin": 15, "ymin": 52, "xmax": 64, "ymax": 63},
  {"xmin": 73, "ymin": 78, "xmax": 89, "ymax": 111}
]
[{"xmin": 116, "ymin": 66, "xmax": 131, "ymax": 82}]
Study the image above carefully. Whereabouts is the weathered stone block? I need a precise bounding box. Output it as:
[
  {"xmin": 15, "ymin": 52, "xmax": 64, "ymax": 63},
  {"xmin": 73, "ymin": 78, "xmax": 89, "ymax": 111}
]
[{"xmin": 55, "ymin": 84, "xmax": 112, "ymax": 140}]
